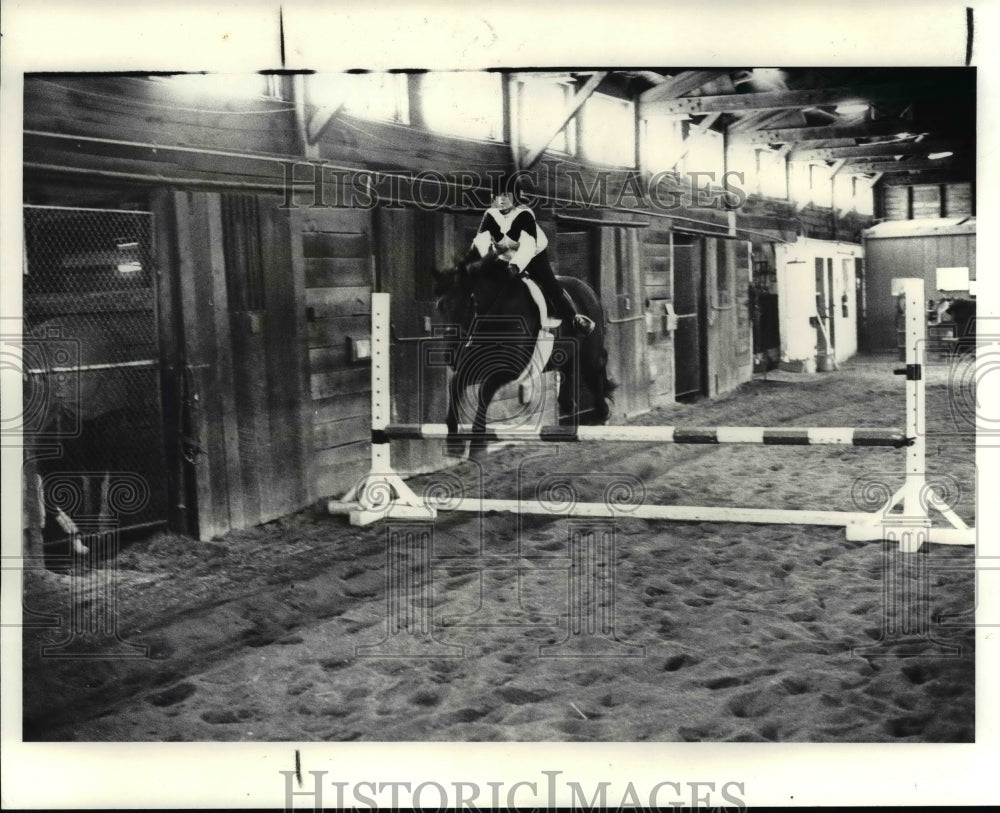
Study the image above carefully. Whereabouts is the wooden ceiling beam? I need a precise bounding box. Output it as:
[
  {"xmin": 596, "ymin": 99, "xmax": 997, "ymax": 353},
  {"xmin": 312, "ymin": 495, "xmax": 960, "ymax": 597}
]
[
  {"xmin": 643, "ymin": 81, "xmax": 955, "ymax": 116},
  {"xmin": 729, "ymin": 119, "xmax": 919, "ymax": 145},
  {"xmin": 861, "ymin": 157, "xmax": 961, "ymax": 173},
  {"xmin": 639, "ymin": 70, "xmax": 729, "ymax": 103},
  {"xmin": 727, "ymin": 109, "xmax": 791, "ymax": 134},
  {"xmin": 879, "ymin": 170, "xmax": 970, "ymax": 186},
  {"xmin": 789, "ymin": 138, "xmax": 962, "ymax": 161}
]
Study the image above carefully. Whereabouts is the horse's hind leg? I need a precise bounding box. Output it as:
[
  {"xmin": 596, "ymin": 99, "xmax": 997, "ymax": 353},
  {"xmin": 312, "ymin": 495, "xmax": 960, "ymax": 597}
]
[{"xmin": 583, "ymin": 352, "xmax": 611, "ymax": 425}]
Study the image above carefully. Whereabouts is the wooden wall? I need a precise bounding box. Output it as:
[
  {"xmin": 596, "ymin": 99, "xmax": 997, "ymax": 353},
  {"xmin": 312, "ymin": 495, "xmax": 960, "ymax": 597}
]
[
  {"xmin": 23, "ymin": 73, "xmax": 880, "ymax": 534},
  {"xmin": 171, "ymin": 191, "xmax": 311, "ymax": 540},
  {"xmin": 880, "ymin": 182, "xmax": 974, "ymax": 221},
  {"xmin": 702, "ymin": 237, "xmax": 753, "ymax": 397},
  {"xmin": 297, "ymin": 206, "xmax": 375, "ymax": 499},
  {"xmin": 863, "ymin": 229, "xmax": 977, "ymax": 351}
]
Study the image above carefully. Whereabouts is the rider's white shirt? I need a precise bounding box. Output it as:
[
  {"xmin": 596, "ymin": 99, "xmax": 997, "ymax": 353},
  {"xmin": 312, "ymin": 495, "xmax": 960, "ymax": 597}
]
[{"xmin": 471, "ymin": 205, "xmax": 548, "ymax": 270}]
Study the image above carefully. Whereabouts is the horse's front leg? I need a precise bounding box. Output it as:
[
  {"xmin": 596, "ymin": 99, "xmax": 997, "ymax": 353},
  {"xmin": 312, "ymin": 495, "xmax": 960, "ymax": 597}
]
[
  {"xmin": 469, "ymin": 376, "xmax": 503, "ymax": 461},
  {"xmin": 445, "ymin": 370, "xmax": 467, "ymax": 457},
  {"xmin": 557, "ymin": 363, "xmax": 578, "ymax": 426}
]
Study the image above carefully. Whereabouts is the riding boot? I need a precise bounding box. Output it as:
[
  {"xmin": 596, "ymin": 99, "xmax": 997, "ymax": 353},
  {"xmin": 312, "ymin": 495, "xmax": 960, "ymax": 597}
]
[
  {"xmin": 556, "ymin": 290, "xmax": 595, "ymax": 335},
  {"xmin": 526, "ymin": 251, "xmax": 594, "ymax": 336}
]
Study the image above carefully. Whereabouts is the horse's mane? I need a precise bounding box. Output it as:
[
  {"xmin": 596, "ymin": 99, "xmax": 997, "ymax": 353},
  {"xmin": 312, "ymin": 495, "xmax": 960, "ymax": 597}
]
[{"xmin": 435, "ymin": 253, "xmax": 510, "ymax": 296}]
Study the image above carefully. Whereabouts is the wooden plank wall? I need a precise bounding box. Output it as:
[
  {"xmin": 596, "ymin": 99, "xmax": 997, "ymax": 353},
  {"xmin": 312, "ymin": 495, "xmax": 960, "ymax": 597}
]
[
  {"xmin": 172, "ymin": 191, "xmax": 234, "ymax": 540},
  {"xmin": 375, "ymin": 207, "xmax": 447, "ymax": 477},
  {"xmin": 298, "ymin": 206, "xmax": 375, "ymax": 499},
  {"xmin": 881, "ymin": 183, "xmax": 975, "ymax": 220},
  {"xmin": 702, "ymin": 237, "xmax": 752, "ymax": 398},
  {"xmin": 171, "ymin": 191, "xmax": 312, "ymax": 539},
  {"xmin": 863, "ymin": 232, "xmax": 977, "ymax": 350},
  {"xmin": 600, "ymin": 228, "xmax": 649, "ymax": 419}
]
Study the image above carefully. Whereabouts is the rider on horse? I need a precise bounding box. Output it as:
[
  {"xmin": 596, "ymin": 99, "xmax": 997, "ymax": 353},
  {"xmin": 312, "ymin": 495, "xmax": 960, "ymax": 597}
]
[{"xmin": 468, "ymin": 189, "xmax": 596, "ymax": 336}]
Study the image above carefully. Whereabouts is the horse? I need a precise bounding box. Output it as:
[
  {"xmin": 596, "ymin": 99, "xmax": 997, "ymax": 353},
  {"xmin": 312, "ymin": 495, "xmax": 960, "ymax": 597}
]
[
  {"xmin": 945, "ymin": 298, "xmax": 976, "ymax": 352},
  {"xmin": 432, "ymin": 253, "xmax": 616, "ymax": 458}
]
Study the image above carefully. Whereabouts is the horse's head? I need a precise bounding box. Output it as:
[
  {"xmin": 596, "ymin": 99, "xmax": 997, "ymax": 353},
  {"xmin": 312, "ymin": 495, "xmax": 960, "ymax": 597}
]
[
  {"xmin": 433, "ymin": 253, "xmax": 514, "ymax": 331},
  {"xmin": 432, "ymin": 258, "xmax": 474, "ymax": 331}
]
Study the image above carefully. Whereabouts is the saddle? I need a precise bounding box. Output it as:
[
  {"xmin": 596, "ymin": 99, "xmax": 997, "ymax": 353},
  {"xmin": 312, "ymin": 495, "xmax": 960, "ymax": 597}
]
[
  {"xmin": 513, "ymin": 277, "xmax": 560, "ymax": 387},
  {"xmin": 520, "ymin": 277, "xmax": 564, "ymax": 331}
]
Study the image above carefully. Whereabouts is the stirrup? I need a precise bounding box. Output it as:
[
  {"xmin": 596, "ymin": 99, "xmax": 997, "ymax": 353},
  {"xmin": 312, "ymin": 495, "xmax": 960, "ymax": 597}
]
[{"xmin": 574, "ymin": 314, "xmax": 596, "ymax": 335}]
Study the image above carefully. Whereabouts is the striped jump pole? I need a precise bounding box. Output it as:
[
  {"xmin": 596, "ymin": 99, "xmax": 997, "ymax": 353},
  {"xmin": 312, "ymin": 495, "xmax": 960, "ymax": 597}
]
[
  {"xmin": 336, "ymin": 285, "xmax": 975, "ymax": 551},
  {"xmin": 375, "ymin": 424, "xmax": 910, "ymax": 447}
]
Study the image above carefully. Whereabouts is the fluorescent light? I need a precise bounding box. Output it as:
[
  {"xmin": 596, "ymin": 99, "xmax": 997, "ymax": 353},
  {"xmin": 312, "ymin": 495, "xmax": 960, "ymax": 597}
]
[
  {"xmin": 835, "ymin": 102, "xmax": 869, "ymax": 116},
  {"xmin": 928, "ymin": 151, "xmax": 954, "ymax": 160},
  {"xmin": 751, "ymin": 68, "xmax": 784, "ymax": 84}
]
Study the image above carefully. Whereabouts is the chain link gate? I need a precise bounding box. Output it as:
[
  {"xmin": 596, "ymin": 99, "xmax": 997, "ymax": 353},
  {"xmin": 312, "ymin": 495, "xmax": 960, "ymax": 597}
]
[{"xmin": 22, "ymin": 205, "xmax": 168, "ymax": 553}]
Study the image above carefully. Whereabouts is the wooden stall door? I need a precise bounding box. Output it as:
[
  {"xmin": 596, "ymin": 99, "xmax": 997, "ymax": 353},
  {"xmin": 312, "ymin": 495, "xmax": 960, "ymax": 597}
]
[
  {"xmin": 600, "ymin": 227, "xmax": 649, "ymax": 419},
  {"xmin": 673, "ymin": 235, "xmax": 705, "ymax": 399},
  {"xmin": 642, "ymin": 230, "xmax": 674, "ymax": 407},
  {"xmin": 173, "ymin": 191, "xmax": 311, "ymax": 540},
  {"xmin": 554, "ymin": 227, "xmax": 598, "ymax": 289}
]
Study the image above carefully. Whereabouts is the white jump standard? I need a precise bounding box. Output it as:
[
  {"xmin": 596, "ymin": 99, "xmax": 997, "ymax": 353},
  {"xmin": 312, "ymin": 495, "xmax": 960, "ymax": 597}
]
[{"xmin": 336, "ymin": 283, "xmax": 974, "ymax": 552}]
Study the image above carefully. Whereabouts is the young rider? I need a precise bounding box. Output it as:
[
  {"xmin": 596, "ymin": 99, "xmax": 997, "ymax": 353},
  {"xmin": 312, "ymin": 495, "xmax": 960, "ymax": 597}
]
[{"xmin": 469, "ymin": 191, "xmax": 596, "ymax": 336}]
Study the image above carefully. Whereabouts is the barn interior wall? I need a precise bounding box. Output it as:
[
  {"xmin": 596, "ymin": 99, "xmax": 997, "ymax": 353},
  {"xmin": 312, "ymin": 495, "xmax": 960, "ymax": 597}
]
[
  {"xmin": 24, "ymin": 73, "xmax": 888, "ymax": 530},
  {"xmin": 879, "ymin": 182, "xmax": 975, "ymax": 221},
  {"xmin": 862, "ymin": 231, "xmax": 977, "ymax": 352}
]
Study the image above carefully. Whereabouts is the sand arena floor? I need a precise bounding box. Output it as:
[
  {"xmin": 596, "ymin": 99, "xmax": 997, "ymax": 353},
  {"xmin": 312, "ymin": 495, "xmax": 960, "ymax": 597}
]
[{"xmin": 22, "ymin": 355, "xmax": 976, "ymax": 742}]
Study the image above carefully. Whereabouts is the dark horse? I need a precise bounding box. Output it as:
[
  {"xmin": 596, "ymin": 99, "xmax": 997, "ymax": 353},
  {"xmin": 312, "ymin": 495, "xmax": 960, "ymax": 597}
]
[{"xmin": 433, "ymin": 253, "xmax": 615, "ymax": 458}]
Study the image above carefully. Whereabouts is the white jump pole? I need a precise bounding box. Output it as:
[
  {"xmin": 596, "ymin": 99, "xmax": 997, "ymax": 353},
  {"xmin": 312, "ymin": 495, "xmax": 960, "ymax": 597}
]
[{"xmin": 335, "ymin": 284, "xmax": 974, "ymax": 551}]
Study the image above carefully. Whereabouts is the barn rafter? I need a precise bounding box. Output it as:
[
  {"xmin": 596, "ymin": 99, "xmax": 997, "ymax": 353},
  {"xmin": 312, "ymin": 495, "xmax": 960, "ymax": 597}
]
[{"xmin": 628, "ymin": 67, "xmax": 972, "ymax": 182}]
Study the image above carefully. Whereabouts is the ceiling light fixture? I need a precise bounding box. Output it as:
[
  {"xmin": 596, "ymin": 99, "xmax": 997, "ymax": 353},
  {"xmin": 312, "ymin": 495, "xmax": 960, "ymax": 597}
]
[{"xmin": 835, "ymin": 102, "xmax": 869, "ymax": 116}]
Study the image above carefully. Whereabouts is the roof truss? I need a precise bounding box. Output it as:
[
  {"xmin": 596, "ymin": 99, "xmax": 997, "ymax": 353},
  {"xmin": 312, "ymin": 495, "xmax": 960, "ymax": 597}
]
[
  {"xmin": 788, "ymin": 137, "xmax": 962, "ymax": 161},
  {"xmin": 641, "ymin": 81, "xmax": 957, "ymax": 116}
]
